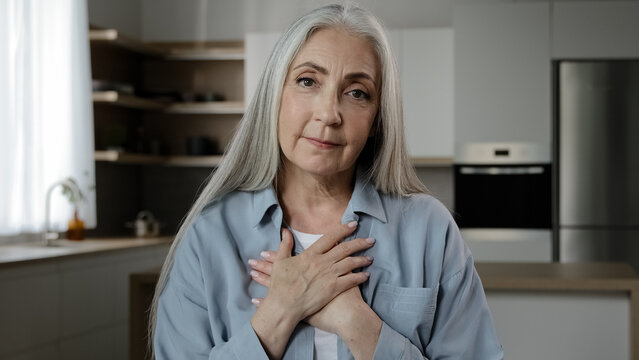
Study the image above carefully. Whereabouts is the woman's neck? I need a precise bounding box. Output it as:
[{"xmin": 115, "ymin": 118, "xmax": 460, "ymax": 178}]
[{"xmin": 277, "ymin": 163, "xmax": 355, "ymax": 234}]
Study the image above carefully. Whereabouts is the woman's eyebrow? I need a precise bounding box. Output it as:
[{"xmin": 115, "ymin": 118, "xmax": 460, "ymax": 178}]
[
  {"xmin": 293, "ymin": 61, "xmax": 376, "ymax": 86},
  {"xmin": 293, "ymin": 61, "xmax": 328, "ymax": 74},
  {"xmin": 344, "ymin": 72, "xmax": 376, "ymax": 86}
]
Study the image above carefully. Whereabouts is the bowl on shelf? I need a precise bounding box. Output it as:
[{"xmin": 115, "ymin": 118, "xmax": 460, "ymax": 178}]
[{"xmin": 92, "ymin": 79, "xmax": 134, "ymax": 95}]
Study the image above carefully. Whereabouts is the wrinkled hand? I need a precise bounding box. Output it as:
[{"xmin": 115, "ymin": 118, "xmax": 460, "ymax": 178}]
[{"xmin": 249, "ymin": 227, "xmax": 374, "ymax": 334}]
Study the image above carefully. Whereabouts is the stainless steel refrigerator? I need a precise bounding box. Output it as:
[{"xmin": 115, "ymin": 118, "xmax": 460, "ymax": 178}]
[{"xmin": 556, "ymin": 61, "xmax": 639, "ymax": 271}]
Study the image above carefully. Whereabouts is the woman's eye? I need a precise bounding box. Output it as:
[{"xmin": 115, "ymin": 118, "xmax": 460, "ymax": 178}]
[
  {"xmin": 348, "ymin": 89, "xmax": 370, "ymax": 100},
  {"xmin": 298, "ymin": 78, "xmax": 315, "ymax": 87}
]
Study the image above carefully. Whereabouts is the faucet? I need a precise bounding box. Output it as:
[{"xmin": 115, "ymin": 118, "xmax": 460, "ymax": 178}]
[{"xmin": 43, "ymin": 178, "xmax": 82, "ymax": 246}]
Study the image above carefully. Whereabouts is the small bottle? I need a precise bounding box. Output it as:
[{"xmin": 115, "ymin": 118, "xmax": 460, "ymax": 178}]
[{"xmin": 67, "ymin": 209, "xmax": 85, "ymax": 240}]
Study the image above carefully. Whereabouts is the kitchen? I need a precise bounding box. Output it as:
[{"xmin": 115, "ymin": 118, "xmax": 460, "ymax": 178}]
[{"xmin": 1, "ymin": 0, "xmax": 638, "ymax": 359}]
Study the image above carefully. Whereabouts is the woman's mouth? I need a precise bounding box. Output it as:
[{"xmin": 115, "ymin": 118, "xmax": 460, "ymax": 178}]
[{"xmin": 304, "ymin": 137, "xmax": 340, "ymax": 149}]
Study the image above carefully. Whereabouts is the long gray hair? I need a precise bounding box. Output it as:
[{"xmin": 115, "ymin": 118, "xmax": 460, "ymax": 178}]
[{"xmin": 148, "ymin": 2, "xmax": 426, "ymax": 352}]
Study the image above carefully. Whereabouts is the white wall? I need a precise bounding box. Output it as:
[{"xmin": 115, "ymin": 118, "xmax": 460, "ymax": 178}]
[
  {"xmin": 141, "ymin": 0, "xmax": 454, "ymax": 41},
  {"xmin": 141, "ymin": 0, "xmax": 244, "ymax": 42},
  {"xmin": 87, "ymin": 0, "xmax": 141, "ymax": 38}
]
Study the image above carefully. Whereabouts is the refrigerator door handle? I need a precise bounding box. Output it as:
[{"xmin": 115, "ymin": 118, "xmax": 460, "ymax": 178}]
[{"xmin": 460, "ymin": 166, "xmax": 545, "ymax": 175}]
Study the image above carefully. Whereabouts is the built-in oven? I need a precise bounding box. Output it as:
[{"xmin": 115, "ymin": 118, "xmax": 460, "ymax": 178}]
[{"xmin": 454, "ymin": 143, "xmax": 552, "ymax": 262}]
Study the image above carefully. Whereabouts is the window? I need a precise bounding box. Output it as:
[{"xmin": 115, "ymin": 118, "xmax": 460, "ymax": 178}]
[{"xmin": 0, "ymin": 0, "xmax": 96, "ymax": 240}]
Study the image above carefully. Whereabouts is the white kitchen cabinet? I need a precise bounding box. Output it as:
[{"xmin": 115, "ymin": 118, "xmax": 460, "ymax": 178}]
[
  {"xmin": 0, "ymin": 244, "xmax": 169, "ymax": 360},
  {"xmin": 59, "ymin": 326, "xmax": 116, "ymax": 360},
  {"xmin": 454, "ymin": 2, "xmax": 551, "ymax": 146},
  {"xmin": 0, "ymin": 270, "xmax": 61, "ymax": 357},
  {"xmin": 487, "ymin": 291, "xmax": 630, "ymax": 359},
  {"xmin": 552, "ymin": 1, "xmax": 639, "ymax": 59},
  {"xmin": 399, "ymin": 28, "xmax": 454, "ymax": 158},
  {"xmin": 60, "ymin": 263, "xmax": 115, "ymax": 337}
]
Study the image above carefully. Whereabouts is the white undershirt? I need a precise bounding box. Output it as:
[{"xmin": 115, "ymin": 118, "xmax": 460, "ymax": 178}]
[{"xmin": 289, "ymin": 228, "xmax": 338, "ymax": 360}]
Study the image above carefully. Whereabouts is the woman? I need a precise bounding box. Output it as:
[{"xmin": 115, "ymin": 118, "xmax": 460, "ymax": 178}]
[{"xmin": 151, "ymin": 4, "xmax": 503, "ymax": 359}]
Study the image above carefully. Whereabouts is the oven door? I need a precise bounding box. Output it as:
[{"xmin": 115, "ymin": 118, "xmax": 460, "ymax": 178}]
[
  {"xmin": 454, "ymin": 164, "xmax": 552, "ymax": 262},
  {"xmin": 454, "ymin": 164, "xmax": 551, "ymax": 229}
]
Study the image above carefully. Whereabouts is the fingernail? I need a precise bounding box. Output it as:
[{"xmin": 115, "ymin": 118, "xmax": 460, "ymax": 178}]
[
  {"xmin": 250, "ymin": 270, "xmax": 259, "ymax": 277},
  {"xmin": 365, "ymin": 237, "xmax": 376, "ymax": 244},
  {"xmin": 251, "ymin": 298, "xmax": 260, "ymax": 305},
  {"xmin": 260, "ymin": 251, "xmax": 268, "ymax": 258},
  {"xmin": 347, "ymin": 221, "xmax": 358, "ymax": 228},
  {"xmin": 248, "ymin": 259, "xmax": 257, "ymax": 266},
  {"xmin": 364, "ymin": 271, "xmax": 370, "ymax": 277},
  {"xmin": 366, "ymin": 255, "xmax": 374, "ymax": 262}
]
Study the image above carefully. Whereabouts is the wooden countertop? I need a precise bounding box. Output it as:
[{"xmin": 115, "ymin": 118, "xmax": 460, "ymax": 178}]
[
  {"xmin": 0, "ymin": 237, "xmax": 172, "ymax": 268},
  {"xmin": 130, "ymin": 262, "xmax": 639, "ymax": 291},
  {"xmin": 476, "ymin": 262, "xmax": 639, "ymax": 292}
]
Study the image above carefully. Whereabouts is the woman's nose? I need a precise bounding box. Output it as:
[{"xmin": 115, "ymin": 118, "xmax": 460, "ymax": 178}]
[{"xmin": 314, "ymin": 91, "xmax": 341, "ymax": 126}]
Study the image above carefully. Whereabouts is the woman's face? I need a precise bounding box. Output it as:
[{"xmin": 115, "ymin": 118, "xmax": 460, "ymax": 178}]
[{"xmin": 278, "ymin": 27, "xmax": 380, "ymax": 178}]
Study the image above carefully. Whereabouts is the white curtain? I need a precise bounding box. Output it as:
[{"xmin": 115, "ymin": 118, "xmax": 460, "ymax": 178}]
[{"xmin": 0, "ymin": 0, "xmax": 96, "ymax": 236}]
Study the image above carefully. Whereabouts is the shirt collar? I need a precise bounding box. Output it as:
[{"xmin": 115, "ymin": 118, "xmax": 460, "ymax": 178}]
[
  {"xmin": 251, "ymin": 186, "xmax": 280, "ymax": 227},
  {"xmin": 346, "ymin": 169, "xmax": 387, "ymax": 223},
  {"xmin": 251, "ymin": 168, "xmax": 388, "ymax": 227}
]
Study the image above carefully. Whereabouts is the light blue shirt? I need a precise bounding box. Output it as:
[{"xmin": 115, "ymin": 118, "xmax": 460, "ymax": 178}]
[{"xmin": 155, "ymin": 172, "xmax": 504, "ymax": 359}]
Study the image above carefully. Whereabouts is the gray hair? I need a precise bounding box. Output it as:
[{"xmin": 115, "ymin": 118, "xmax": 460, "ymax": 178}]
[{"xmin": 148, "ymin": 2, "xmax": 426, "ymax": 352}]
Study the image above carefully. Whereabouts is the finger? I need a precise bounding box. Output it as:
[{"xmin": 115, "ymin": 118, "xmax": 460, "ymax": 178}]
[
  {"xmin": 260, "ymin": 250, "xmax": 276, "ymax": 262},
  {"xmin": 248, "ymin": 258, "xmax": 273, "ymax": 275},
  {"xmin": 250, "ymin": 270, "xmax": 272, "ymax": 288},
  {"xmin": 251, "ymin": 298, "xmax": 263, "ymax": 307},
  {"xmin": 326, "ymin": 237, "xmax": 376, "ymax": 263},
  {"xmin": 335, "ymin": 271, "xmax": 370, "ymax": 294},
  {"xmin": 307, "ymin": 221, "xmax": 358, "ymax": 254},
  {"xmin": 275, "ymin": 228, "xmax": 294, "ymax": 260},
  {"xmin": 331, "ymin": 255, "xmax": 374, "ymax": 276}
]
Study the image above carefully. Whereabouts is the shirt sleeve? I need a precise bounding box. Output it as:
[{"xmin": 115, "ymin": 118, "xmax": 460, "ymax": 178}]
[
  {"xmin": 372, "ymin": 321, "xmax": 427, "ymax": 359},
  {"xmin": 153, "ymin": 226, "xmax": 270, "ymax": 360}
]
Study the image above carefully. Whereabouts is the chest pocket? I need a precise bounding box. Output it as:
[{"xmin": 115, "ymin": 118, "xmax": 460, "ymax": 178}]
[{"xmin": 371, "ymin": 283, "xmax": 439, "ymax": 349}]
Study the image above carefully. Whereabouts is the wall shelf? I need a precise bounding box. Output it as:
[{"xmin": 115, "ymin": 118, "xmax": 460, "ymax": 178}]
[
  {"xmin": 89, "ymin": 28, "xmax": 164, "ymax": 57},
  {"xmin": 163, "ymin": 47, "xmax": 245, "ymax": 61},
  {"xmin": 95, "ymin": 151, "xmax": 448, "ymax": 169},
  {"xmin": 92, "ymin": 92, "xmax": 244, "ymax": 115},
  {"xmin": 163, "ymin": 155, "xmax": 224, "ymax": 167},
  {"xmin": 89, "ymin": 28, "xmax": 244, "ymax": 61},
  {"xmin": 92, "ymin": 91, "xmax": 165, "ymax": 110},
  {"xmin": 164, "ymin": 101, "xmax": 244, "ymax": 114},
  {"xmin": 95, "ymin": 151, "xmax": 223, "ymax": 167},
  {"xmin": 89, "ymin": 25, "xmax": 244, "ymax": 238},
  {"xmin": 94, "ymin": 151, "xmax": 165, "ymax": 164}
]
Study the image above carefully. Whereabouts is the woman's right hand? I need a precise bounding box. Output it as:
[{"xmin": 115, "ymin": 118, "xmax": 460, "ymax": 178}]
[
  {"xmin": 265, "ymin": 222, "xmax": 374, "ymax": 320},
  {"xmin": 250, "ymin": 221, "xmax": 375, "ymax": 358}
]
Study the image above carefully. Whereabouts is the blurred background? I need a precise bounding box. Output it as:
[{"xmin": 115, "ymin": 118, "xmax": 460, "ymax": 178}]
[{"xmin": 1, "ymin": 1, "xmax": 638, "ymax": 359}]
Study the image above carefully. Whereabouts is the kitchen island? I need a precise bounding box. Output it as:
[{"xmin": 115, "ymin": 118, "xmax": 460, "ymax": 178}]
[
  {"xmin": 477, "ymin": 262, "xmax": 638, "ymax": 360},
  {"xmin": 126, "ymin": 261, "xmax": 639, "ymax": 360}
]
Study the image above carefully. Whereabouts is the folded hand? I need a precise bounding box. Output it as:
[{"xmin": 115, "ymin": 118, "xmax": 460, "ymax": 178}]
[{"xmin": 249, "ymin": 226, "xmax": 375, "ymax": 334}]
